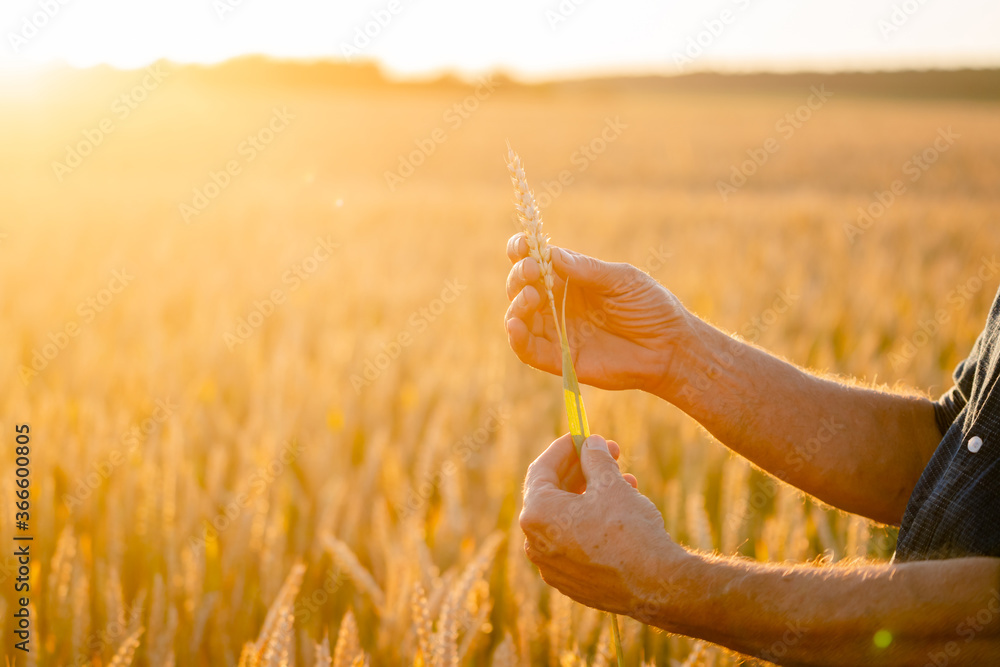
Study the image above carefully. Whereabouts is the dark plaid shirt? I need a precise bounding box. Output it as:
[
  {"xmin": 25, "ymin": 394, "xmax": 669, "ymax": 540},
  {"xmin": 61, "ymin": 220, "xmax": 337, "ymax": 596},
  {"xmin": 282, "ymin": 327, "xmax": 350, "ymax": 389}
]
[{"xmin": 895, "ymin": 286, "xmax": 1000, "ymax": 561}]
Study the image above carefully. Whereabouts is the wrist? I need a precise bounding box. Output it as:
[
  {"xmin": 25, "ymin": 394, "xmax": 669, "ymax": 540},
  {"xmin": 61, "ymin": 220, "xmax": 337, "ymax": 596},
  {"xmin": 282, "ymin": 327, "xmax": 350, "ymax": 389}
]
[
  {"xmin": 626, "ymin": 544, "xmax": 707, "ymax": 636},
  {"xmin": 645, "ymin": 310, "xmax": 713, "ymax": 404}
]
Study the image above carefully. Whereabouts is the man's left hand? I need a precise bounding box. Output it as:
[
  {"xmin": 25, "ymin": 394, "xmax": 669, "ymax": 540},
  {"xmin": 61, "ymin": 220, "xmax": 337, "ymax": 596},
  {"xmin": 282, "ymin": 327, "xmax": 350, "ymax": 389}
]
[{"xmin": 520, "ymin": 433, "xmax": 688, "ymax": 616}]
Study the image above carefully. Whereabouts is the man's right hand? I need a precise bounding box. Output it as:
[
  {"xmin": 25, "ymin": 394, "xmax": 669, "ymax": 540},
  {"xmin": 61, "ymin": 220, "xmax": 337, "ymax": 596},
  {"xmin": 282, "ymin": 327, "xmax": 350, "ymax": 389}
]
[{"xmin": 504, "ymin": 233, "xmax": 691, "ymax": 396}]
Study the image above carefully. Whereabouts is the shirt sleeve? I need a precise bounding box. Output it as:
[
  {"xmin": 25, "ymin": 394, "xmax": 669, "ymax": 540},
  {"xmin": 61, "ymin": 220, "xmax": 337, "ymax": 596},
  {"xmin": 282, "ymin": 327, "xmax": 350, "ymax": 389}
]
[{"xmin": 934, "ymin": 330, "xmax": 984, "ymax": 435}]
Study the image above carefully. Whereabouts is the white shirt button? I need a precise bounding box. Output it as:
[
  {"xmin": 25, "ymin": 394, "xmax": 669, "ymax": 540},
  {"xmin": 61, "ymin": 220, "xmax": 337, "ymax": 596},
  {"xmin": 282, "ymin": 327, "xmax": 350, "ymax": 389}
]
[{"xmin": 968, "ymin": 436, "xmax": 983, "ymax": 453}]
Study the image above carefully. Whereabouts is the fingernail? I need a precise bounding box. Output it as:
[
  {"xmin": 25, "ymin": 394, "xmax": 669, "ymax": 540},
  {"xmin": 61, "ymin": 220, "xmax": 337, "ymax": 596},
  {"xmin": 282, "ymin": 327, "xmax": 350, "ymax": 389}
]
[{"xmin": 584, "ymin": 435, "xmax": 607, "ymax": 452}]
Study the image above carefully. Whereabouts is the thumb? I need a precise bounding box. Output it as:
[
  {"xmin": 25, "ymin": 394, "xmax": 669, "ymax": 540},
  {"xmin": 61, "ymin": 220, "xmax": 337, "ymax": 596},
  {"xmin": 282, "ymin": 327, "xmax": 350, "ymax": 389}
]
[
  {"xmin": 580, "ymin": 435, "xmax": 624, "ymax": 492},
  {"xmin": 553, "ymin": 248, "xmax": 618, "ymax": 288}
]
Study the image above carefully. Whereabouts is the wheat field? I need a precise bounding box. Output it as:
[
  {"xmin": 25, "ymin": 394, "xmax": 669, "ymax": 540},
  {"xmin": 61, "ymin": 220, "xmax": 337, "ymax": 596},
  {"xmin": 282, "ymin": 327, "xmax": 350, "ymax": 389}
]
[{"xmin": 1, "ymin": 63, "xmax": 999, "ymax": 665}]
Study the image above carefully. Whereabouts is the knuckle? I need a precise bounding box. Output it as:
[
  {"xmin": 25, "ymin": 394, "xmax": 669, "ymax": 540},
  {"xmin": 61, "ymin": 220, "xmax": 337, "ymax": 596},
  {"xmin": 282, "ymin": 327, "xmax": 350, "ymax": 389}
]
[
  {"xmin": 505, "ymin": 273, "xmax": 519, "ymax": 300},
  {"xmin": 519, "ymin": 505, "xmax": 543, "ymax": 534},
  {"xmin": 524, "ymin": 534, "xmax": 554, "ymax": 562}
]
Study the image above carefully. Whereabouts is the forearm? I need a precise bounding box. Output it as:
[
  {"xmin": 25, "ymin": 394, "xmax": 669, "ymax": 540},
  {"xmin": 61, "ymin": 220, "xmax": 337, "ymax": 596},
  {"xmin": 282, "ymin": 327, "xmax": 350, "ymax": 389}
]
[
  {"xmin": 655, "ymin": 314, "xmax": 941, "ymax": 524},
  {"xmin": 635, "ymin": 551, "xmax": 1000, "ymax": 666}
]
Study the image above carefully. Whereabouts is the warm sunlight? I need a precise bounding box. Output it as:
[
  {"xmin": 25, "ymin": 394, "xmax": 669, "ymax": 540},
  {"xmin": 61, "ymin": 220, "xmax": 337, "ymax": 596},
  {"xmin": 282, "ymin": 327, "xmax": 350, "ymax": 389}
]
[{"xmin": 3, "ymin": 2, "xmax": 1000, "ymax": 666}]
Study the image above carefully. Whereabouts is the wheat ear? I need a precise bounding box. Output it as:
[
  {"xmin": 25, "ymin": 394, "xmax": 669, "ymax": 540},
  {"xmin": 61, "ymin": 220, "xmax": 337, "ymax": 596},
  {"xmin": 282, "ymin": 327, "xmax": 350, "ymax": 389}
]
[{"xmin": 505, "ymin": 142, "xmax": 561, "ymax": 337}]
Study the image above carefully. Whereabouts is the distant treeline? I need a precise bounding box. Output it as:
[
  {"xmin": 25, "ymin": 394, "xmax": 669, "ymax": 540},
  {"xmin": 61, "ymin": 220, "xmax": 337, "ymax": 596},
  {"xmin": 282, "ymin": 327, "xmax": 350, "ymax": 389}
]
[
  {"xmin": 28, "ymin": 57, "xmax": 1000, "ymax": 100},
  {"xmin": 563, "ymin": 69, "xmax": 1000, "ymax": 101}
]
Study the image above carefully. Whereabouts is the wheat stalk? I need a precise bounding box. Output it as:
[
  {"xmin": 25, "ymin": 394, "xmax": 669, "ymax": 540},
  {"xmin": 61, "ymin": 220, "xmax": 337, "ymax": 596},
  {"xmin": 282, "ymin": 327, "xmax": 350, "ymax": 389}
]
[{"xmin": 504, "ymin": 144, "xmax": 624, "ymax": 667}]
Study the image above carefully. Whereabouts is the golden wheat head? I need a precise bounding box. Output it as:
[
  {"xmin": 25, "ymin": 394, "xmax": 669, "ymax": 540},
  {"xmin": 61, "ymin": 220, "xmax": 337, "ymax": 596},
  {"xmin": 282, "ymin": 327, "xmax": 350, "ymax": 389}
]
[{"xmin": 505, "ymin": 142, "xmax": 561, "ymax": 332}]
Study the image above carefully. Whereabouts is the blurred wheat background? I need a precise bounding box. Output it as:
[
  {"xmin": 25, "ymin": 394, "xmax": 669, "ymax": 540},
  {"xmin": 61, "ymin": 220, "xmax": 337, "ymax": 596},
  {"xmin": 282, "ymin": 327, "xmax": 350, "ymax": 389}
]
[{"xmin": 0, "ymin": 62, "xmax": 998, "ymax": 665}]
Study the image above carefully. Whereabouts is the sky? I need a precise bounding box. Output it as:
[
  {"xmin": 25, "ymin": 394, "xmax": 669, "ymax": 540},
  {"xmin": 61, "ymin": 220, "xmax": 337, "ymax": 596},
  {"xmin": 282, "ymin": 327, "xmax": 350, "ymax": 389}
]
[{"xmin": 1, "ymin": 0, "xmax": 999, "ymax": 80}]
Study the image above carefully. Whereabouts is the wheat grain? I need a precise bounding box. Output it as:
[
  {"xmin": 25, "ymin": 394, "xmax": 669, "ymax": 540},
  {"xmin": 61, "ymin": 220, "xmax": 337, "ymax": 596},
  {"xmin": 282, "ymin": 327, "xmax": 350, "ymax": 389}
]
[
  {"xmin": 243, "ymin": 562, "xmax": 306, "ymax": 667},
  {"xmin": 108, "ymin": 627, "xmax": 144, "ymax": 667},
  {"xmin": 315, "ymin": 630, "xmax": 333, "ymax": 667},
  {"xmin": 323, "ymin": 535, "xmax": 387, "ymax": 611},
  {"xmin": 505, "ymin": 143, "xmax": 562, "ymax": 334},
  {"xmin": 412, "ymin": 582, "xmax": 433, "ymax": 664},
  {"xmin": 333, "ymin": 609, "xmax": 363, "ymax": 667}
]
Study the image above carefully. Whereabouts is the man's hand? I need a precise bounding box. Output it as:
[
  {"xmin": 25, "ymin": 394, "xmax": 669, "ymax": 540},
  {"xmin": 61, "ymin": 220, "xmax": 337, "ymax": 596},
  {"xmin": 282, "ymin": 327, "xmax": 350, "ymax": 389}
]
[
  {"xmin": 505, "ymin": 234, "xmax": 690, "ymax": 395},
  {"xmin": 506, "ymin": 236, "xmax": 941, "ymax": 524},
  {"xmin": 520, "ymin": 433, "xmax": 688, "ymax": 616},
  {"xmin": 521, "ymin": 440, "xmax": 1000, "ymax": 666}
]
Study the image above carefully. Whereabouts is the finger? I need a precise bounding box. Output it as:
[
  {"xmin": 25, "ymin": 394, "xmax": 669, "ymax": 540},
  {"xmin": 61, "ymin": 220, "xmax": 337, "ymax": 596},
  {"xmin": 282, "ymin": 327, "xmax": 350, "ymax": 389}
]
[
  {"xmin": 551, "ymin": 247, "xmax": 623, "ymax": 289},
  {"xmin": 505, "ymin": 315, "xmax": 561, "ymax": 375},
  {"xmin": 551, "ymin": 433, "xmax": 586, "ymax": 494},
  {"xmin": 623, "ymin": 473, "xmax": 638, "ymax": 489},
  {"xmin": 506, "ymin": 257, "xmax": 540, "ymax": 302},
  {"xmin": 550, "ymin": 433, "xmax": 582, "ymax": 479},
  {"xmin": 524, "ymin": 435, "xmax": 580, "ymax": 497},
  {"xmin": 579, "ymin": 435, "xmax": 625, "ymax": 493},
  {"xmin": 554, "ymin": 436, "xmax": 619, "ymax": 494},
  {"xmin": 607, "ymin": 439, "xmax": 621, "ymax": 461},
  {"xmin": 506, "ymin": 233, "xmax": 528, "ymax": 263},
  {"xmin": 506, "ymin": 288, "xmax": 548, "ymax": 341},
  {"xmin": 507, "ymin": 284, "xmax": 541, "ymax": 323}
]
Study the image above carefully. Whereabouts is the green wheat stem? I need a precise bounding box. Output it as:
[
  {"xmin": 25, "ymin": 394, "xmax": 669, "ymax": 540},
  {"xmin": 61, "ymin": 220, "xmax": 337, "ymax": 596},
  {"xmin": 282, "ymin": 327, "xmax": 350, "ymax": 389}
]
[
  {"xmin": 558, "ymin": 280, "xmax": 625, "ymax": 667},
  {"xmin": 611, "ymin": 614, "xmax": 625, "ymax": 665}
]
